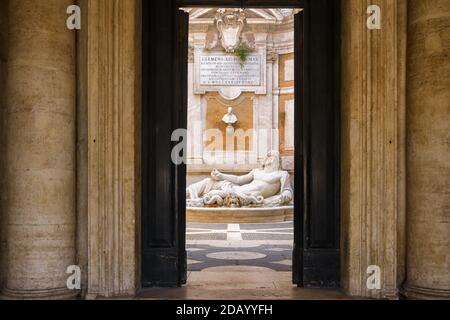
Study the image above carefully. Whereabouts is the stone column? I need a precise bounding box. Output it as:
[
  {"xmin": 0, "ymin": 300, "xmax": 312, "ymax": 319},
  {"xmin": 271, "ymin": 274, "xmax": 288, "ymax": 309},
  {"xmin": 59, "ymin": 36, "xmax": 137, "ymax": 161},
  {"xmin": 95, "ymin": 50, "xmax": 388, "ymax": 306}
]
[
  {"xmin": 403, "ymin": 0, "xmax": 450, "ymax": 299},
  {"xmin": 2, "ymin": 0, "xmax": 77, "ymax": 299},
  {"xmin": 0, "ymin": 0, "xmax": 8, "ymax": 291}
]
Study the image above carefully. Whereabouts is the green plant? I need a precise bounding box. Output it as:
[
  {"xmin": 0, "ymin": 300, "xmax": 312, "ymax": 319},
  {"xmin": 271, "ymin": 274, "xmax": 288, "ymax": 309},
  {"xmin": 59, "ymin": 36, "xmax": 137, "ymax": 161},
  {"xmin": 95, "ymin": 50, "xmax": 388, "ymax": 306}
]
[{"xmin": 234, "ymin": 42, "xmax": 251, "ymax": 65}]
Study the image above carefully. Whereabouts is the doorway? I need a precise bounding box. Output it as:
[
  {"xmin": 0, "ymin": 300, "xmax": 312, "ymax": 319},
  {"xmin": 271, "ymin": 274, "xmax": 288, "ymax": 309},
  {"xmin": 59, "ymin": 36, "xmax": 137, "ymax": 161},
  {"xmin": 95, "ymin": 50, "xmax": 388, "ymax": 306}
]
[
  {"xmin": 142, "ymin": 0, "xmax": 340, "ymax": 290},
  {"xmin": 184, "ymin": 7, "xmax": 296, "ymax": 288}
]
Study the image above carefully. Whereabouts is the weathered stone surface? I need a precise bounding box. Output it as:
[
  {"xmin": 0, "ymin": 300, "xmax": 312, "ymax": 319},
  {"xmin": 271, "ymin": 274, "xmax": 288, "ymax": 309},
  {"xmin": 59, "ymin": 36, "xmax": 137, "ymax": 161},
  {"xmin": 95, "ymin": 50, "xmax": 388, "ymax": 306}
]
[
  {"xmin": 341, "ymin": 0, "xmax": 407, "ymax": 299},
  {"xmin": 1, "ymin": 0, "xmax": 77, "ymax": 299},
  {"xmin": 403, "ymin": 0, "xmax": 450, "ymax": 300},
  {"xmin": 78, "ymin": 0, "xmax": 141, "ymax": 298}
]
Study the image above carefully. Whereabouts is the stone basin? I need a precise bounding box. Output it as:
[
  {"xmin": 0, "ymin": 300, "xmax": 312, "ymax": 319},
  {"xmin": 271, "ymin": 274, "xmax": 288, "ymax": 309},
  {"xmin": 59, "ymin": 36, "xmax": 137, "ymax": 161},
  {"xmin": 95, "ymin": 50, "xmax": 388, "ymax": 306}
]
[{"xmin": 186, "ymin": 206, "xmax": 294, "ymax": 224}]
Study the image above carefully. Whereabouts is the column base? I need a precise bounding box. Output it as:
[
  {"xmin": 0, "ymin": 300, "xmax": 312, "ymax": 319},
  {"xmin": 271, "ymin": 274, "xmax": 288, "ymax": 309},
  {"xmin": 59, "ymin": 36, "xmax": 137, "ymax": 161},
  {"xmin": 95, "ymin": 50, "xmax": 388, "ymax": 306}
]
[
  {"xmin": 402, "ymin": 284, "xmax": 450, "ymax": 300},
  {"xmin": 0, "ymin": 287, "xmax": 80, "ymax": 300}
]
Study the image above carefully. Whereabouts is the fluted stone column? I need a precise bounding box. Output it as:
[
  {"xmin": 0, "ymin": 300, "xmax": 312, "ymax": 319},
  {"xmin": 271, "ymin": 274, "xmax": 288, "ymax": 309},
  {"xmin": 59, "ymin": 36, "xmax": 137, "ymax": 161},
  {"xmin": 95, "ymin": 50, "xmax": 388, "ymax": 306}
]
[
  {"xmin": 404, "ymin": 0, "xmax": 450, "ymax": 299},
  {"xmin": 2, "ymin": 0, "xmax": 77, "ymax": 299}
]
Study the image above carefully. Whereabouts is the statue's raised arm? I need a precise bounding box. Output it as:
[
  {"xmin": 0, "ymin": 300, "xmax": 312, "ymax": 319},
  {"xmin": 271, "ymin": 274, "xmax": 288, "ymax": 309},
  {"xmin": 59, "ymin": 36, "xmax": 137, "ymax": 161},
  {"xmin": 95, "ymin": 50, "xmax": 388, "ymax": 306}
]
[{"xmin": 211, "ymin": 169, "xmax": 254, "ymax": 186}]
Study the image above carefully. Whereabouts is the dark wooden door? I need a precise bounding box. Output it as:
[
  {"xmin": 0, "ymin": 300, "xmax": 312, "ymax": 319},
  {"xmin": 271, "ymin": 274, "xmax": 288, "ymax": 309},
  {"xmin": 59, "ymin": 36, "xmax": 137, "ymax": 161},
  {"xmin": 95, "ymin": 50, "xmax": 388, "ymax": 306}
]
[
  {"xmin": 142, "ymin": 1, "xmax": 189, "ymax": 287},
  {"xmin": 142, "ymin": 0, "xmax": 339, "ymax": 289},
  {"xmin": 293, "ymin": 0, "xmax": 340, "ymax": 288}
]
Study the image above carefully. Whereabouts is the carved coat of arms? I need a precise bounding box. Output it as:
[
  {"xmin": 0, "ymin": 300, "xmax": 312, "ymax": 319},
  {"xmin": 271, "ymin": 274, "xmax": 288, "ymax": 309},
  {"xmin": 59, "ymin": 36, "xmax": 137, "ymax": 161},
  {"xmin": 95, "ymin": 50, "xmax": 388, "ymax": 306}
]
[{"xmin": 215, "ymin": 9, "xmax": 246, "ymax": 52}]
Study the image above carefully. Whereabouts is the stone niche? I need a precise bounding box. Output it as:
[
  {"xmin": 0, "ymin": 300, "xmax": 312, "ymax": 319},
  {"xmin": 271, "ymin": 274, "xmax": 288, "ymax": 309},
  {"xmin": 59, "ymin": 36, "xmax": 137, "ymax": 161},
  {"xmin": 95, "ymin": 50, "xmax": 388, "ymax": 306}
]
[{"xmin": 204, "ymin": 92, "xmax": 255, "ymax": 152}]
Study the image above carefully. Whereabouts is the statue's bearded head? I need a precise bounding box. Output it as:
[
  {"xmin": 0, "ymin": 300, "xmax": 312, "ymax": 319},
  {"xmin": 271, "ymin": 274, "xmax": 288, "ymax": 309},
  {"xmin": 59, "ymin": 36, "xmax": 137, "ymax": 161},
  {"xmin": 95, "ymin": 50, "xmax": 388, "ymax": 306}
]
[{"xmin": 262, "ymin": 151, "xmax": 281, "ymax": 172}]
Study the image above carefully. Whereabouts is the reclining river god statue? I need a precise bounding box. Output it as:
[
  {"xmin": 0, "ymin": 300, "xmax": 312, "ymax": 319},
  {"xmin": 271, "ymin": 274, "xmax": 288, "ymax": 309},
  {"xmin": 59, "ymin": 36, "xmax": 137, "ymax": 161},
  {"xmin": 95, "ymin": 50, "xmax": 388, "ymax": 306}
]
[{"xmin": 186, "ymin": 151, "xmax": 293, "ymax": 208}]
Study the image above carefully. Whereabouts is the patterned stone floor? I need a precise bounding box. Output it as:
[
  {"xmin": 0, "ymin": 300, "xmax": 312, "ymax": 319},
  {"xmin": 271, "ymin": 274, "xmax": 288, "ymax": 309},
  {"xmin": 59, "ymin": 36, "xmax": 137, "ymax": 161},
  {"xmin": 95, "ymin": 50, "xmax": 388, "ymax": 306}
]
[
  {"xmin": 138, "ymin": 222, "xmax": 361, "ymax": 299},
  {"xmin": 138, "ymin": 222, "xmax": 359, "ymax": 299},
  {"xmin": 187, "ymin": 221, "xmax": 293, "ymax": 272}
]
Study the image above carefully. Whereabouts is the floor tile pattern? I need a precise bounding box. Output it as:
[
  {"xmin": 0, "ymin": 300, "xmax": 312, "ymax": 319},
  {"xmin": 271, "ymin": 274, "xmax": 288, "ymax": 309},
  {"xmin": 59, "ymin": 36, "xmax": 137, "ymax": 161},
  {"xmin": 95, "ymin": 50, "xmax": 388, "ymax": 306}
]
[{"xmin": 187, "ymin": 221, "xmax": 294, "ymax": 271}]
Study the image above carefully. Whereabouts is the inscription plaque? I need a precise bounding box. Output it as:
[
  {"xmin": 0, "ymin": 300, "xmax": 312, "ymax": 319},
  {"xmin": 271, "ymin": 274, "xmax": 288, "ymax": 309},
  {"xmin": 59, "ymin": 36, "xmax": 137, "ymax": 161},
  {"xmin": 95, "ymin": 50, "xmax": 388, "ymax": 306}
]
[{"xmin": 199, "ymin": 54, "xmax": 261, "ymax": 86}]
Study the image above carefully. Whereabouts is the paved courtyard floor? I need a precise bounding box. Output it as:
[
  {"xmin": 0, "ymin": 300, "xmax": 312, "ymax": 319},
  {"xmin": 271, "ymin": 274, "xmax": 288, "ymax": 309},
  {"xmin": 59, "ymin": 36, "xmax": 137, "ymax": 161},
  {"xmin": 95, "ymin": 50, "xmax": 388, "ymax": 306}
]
[
  {"xmin": 137, "ymin": 221, "xmax": 359, "ymax": 300},
  {"xmin": 187, "ymin": 221, "xmax": 294, "ymax": 272}
]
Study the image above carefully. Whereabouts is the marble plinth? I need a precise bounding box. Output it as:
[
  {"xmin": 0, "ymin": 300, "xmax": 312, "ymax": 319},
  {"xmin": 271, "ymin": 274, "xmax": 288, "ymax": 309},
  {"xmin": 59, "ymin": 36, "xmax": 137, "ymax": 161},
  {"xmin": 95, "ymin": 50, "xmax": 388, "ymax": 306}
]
[{"xmin": 187, "ymin": 206, "xmax": 293, "ymax": 224}]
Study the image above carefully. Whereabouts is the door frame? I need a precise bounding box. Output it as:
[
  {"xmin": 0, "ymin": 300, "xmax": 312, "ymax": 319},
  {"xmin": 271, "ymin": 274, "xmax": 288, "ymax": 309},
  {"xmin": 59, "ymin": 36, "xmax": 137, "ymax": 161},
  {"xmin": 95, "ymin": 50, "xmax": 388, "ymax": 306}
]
[{"xmin": 141, "ymin": 0, "xmax": 340, "ymax": 288}]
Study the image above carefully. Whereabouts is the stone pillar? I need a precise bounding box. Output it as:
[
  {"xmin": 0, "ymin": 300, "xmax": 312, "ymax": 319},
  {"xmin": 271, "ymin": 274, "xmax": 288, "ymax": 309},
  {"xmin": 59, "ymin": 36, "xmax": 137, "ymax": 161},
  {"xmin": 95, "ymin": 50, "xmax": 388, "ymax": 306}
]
[
  {"xmin": 341, "ymin": 0, "xmax": 407, "ymax": 299},
  {"xmin": 403, "ymin": 0, "xmax": 450, "ymax": 300},
  {"xmin": 0, "ymin": 0, "xmax": 8, "ymax": 291},
  {"xmin": 2, "ymin": 0, "xmax": 77, "ymax": 299},
  {"xmin": 82, "ymin": 0, "xmax": 140, "ymax": 298}
]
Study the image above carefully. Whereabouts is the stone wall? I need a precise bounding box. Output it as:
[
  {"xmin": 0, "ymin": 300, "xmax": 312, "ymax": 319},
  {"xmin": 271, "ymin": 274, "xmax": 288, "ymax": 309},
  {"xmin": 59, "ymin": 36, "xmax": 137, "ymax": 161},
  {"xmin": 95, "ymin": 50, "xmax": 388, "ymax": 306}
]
[{"xmin": 187, "ymin": 15, "xmax": 294, "ymax": 168}]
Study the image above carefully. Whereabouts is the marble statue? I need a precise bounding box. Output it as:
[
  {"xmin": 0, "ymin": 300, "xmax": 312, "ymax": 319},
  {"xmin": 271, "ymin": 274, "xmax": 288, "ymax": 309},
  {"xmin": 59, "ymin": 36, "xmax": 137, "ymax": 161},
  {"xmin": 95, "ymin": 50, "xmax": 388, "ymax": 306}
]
[
  {"xmin": 222, "ymin": 107, "xmax": 238, "ymax": 125},
  {"xmin": 186, "ymin": 151, "xmax": 293, "ymax": 208}
]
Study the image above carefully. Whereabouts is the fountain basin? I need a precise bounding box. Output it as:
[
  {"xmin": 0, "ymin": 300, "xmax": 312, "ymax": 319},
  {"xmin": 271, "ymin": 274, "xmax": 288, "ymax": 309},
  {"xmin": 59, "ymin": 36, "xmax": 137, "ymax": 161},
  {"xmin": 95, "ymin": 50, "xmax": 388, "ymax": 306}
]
[{"xmin": 186, "ymin": 206, "xmax": 293, "ymax": 224}]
